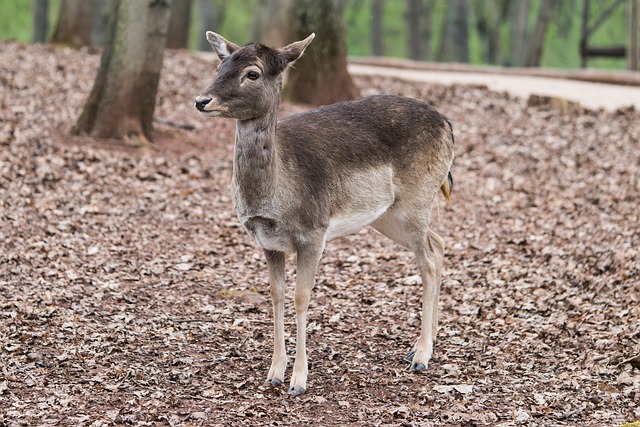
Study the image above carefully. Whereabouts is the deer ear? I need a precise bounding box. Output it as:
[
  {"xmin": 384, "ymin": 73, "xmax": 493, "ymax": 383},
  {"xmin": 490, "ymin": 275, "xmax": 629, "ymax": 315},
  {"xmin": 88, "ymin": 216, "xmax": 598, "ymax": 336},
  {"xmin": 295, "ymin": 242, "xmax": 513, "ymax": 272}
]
[
  {"xmin": 206, "ymin": 31, "xmax": 240, "ymax": 60},
  {"xmin": 279, "ymin": 33, "xmax": 315, "ymax": 65}
]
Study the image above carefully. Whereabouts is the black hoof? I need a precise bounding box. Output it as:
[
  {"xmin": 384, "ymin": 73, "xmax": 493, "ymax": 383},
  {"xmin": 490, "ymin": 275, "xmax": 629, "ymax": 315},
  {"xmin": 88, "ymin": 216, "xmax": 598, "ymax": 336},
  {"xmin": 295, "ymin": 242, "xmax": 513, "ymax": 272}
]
[
  {"xmin": 405, "ymin": 351, "xmax": 416, "ymax": 362},
  {"xmin": 288, "ymin": 385, "xmax": 305, "ymax": 398},
  {"xmin": 409, "ymin": 362, "xmax": 427, "ymax": 371},
  {"xmin": 267, "ymin": 378, "xmax": 283, "ymax": 387}
]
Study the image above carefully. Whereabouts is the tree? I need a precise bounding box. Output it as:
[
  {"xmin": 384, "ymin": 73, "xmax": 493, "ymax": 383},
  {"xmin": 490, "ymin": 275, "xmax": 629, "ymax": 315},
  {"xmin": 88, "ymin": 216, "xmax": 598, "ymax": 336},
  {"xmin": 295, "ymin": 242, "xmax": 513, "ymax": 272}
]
[
  {"xmin": 51, "ymin": 0, "xmax": 95, "ymax": 47},
  {"xmin": 631, "ymin": 0, "xmax": 640, "ymax": 70},
  {"xmin": 253, "ymin": 0, "xmax": 293, "ymax": 47},
  {"xmin": 73, "ymin": 0, "xmax": 172, "ymax": 144},
  {"xmin": 407, "ymin": 0, "xmax": 421, "ymax": 59},
  {"xmin": 32, "ymin": 0, "xmax": 49, "ymax": 43},
  {"xmin": 198, "ymin": 0, "xmax": 226, "ymax": 51},
  {"xmin": 371, "ymin": 0, "xmax": 383, "ymax": 56},
  {"xmin": 474, "ymin": 0, "xmax": 505, "ymax": 65},
  {"xmin": 406, "ymin": 0, "xmax": 432, "ymax": 60},
  {"xmin": 508, "ymin": 0, "xmax": 530, "ymax": 66},
  {"xmin": 90, "ymin": 0, "xmax": 111, "ymax": 46},
  {"xmin": 523, "ymin": 0, "xmax": 556, "ymax": 66},
  {"xmin": 166, "ymin": 0, "xmax": 192, "ymax": 49},
  {"xmin": 419, "ymin": 0, "xmax": 433, "ymax": 61},
  {"xmin": 436, "ymin": 0, "xmax": 469, "ymax": 63},
  {"xmin": 285, "ymin": 0, "xmax": 360, "ymax": 105}
]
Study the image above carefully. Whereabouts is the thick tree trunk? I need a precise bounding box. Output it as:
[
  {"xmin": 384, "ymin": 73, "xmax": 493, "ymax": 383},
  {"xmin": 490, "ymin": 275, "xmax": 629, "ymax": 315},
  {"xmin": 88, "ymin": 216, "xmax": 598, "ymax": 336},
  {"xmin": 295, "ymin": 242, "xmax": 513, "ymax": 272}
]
[
  {"xmin": 475, "ymin": 0, "xmax": 502, "ymax": 64},
  {"xmin": 32, "ymin": 0, "xmax": 49, "ymax": 43},
  {"xmin": 436, "ymin": 0, "xmax": 469, "ymax": 63},
  {"xmin": 508, "ymin": 0, "xmax": 531, "ymax": 66},
  {"xmin": 73, "ymin": 0, "xmax": 171, "ymax": 144},
  {"xmin": 407, "ymin": 0, "xmax": 422, "ymax": 60},
  {"xmin": 406, "ymin": 0, "xmax": 432, "ymax": 60},
  {"xmin": 90, "ymin": 0, "xmax": 111, "ymax": 46},
  {"xmin": 198, "ymin": 0, "xmax": 225, "ymax": 51},
  {"xmin": 166, "ymin": 0, "xmax": 192, "ymax": 49},
  {"xmin": 285, "ymin": 0, "xmax": 360, "ymax": 105},
  {"xmin": 524, "ymin": 0, "xmax": 556, "ymax": 67},
  {"xmin": 420, "ymin": 0, "xmax": 432, "ymax": 61},
  {"xmin": 51, "ymin": 0, "xmax": 95, "ymax": 47},
  {"xmin": 253, "ymin": 0, "xmax": 293, "ymax": 47},
  {"xmin": 371, "ymin": 0, "xmax": 383, "ymax": 56}
]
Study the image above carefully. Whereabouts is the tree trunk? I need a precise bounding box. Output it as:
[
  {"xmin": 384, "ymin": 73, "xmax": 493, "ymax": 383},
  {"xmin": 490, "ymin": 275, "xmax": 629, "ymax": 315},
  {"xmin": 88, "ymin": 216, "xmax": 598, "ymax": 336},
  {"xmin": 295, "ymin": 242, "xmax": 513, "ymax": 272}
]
[
  {"xmin": 73, "ymin": 0, "xmax": 171, "ymax": 144},
  {"xmin": 420, "ymin": 0, "xmax": 432, "ymax": 60},
  {"xmin": 475, "ymin": 0, "xmax": 502, "ymax": 64},
  {"xmin": 406, "ymin": 0, "xmax": 432, "ymax": 60},
  {"xmin": 524, "ymin": 0, "xmax": 556, "ymax": 67},
  {"xmin": 51, "ymin": 0, "xmax": 95, "ymax": 47},
  {"xmin": 631, "ymin": 0, "xmax": 640, "ymax": 70},
  {"xmin": 407, "ymin": 0, "xmax": 422, "ymax": 59},
  {"xmin": 32, "ymin": 0, "xmax": 49, "ymax": 43},
  {"xmin": 371, "ymin": 0, "xmax": 383, "ymax": 56},
  {"xmin": 90, "ymin": 0, "xmax": 111, "ymax": 46},
  {"xmin": 436, "ymin": 0, "xmax": 469, "ymax": 63},
  {"xmin": 508, "ymin": 0, "xmax": 530, "ymax": 66},
  {"xmin": 198, "ymin": 0, "xmax": 225, "ymax": 51},
  {"xmin": 285, "ymin": 0, "xmax": 360, "ymax": 105},
  {"xmin": 253, "ymin": 0, "xmax": 293, "ymax": 47},
  {"xmin": 166, "ymin": 0, "xmax": 192, "ymax": 48}
]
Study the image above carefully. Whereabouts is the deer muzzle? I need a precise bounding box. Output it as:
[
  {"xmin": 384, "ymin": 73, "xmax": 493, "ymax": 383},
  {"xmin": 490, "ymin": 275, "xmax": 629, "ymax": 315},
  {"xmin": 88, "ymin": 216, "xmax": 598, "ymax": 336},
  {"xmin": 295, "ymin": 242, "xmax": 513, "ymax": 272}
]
[{"xmin": 194, "ymin": 95, "xmax": 228, "ymax": 115}]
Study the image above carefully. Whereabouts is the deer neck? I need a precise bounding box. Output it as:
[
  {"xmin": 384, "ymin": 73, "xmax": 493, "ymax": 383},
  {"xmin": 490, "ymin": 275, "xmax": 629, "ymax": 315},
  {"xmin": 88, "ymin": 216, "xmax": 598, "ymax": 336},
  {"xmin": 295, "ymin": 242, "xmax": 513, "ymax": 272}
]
[{"xmin": 232, "ymin": 105, "xmax": 280, "ymax": 215}]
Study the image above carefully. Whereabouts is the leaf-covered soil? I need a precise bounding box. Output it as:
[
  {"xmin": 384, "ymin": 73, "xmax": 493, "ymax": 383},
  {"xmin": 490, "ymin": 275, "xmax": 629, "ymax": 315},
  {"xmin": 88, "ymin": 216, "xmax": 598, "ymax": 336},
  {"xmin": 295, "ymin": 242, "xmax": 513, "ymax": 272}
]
[{"xmin": 1, "ymin": 42, "xmax": 639, "ymax": 426}]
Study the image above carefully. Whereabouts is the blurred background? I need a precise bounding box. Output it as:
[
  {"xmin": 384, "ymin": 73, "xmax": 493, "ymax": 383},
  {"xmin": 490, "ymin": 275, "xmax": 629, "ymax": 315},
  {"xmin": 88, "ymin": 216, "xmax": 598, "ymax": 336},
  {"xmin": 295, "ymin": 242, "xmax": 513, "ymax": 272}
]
[{"xmin": 1, "ymin": 0, "xmax": 638, "ymax": 70}]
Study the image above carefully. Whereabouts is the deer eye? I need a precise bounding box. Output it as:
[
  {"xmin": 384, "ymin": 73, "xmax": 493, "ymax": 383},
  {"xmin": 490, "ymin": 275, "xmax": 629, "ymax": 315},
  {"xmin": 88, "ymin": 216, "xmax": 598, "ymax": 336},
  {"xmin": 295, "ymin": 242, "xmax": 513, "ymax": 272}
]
[{"xmin": 246, "ymin": 70, "xmax": 260, "ymax": 80}]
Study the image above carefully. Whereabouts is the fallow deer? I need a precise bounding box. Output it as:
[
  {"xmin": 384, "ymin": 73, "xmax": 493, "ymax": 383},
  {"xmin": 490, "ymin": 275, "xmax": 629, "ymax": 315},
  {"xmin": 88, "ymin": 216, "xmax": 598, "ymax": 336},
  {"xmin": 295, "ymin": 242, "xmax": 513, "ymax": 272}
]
[{"xmin": 195, "ymin": 32, "xmax": 455, "ymax": 397}]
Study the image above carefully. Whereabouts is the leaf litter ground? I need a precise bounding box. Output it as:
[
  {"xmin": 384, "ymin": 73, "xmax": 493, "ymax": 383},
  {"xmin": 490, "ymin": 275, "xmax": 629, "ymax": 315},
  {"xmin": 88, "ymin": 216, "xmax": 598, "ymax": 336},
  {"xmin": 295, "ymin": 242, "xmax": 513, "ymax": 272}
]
[{"xmin": 0, "ymin": 42, "xmax": 639, "ymax": 426}]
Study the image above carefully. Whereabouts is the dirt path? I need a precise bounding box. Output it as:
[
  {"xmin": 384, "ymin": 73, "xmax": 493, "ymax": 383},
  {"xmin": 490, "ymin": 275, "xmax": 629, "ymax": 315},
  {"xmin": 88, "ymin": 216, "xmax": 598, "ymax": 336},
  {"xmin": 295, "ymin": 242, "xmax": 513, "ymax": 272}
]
[{"xmin": 349, "ymin": 63, "xmax": 640, "ymax": 111}]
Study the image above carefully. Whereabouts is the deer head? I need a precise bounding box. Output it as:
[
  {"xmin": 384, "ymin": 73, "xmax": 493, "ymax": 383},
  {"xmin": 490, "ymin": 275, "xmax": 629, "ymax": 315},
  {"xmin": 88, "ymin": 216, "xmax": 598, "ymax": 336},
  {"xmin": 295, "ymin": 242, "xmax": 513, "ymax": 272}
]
[{"xmin": 195, "ymin": 32, "xmax": 315, "ymax": 121}]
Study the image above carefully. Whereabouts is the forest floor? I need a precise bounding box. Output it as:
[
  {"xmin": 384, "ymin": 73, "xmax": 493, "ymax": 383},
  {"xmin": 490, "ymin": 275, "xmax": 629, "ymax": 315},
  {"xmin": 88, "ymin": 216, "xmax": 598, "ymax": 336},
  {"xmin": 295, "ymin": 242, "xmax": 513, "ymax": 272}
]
[{"xmin": 1, "ymin": 41, "xmax": 639, "ymax": 427}]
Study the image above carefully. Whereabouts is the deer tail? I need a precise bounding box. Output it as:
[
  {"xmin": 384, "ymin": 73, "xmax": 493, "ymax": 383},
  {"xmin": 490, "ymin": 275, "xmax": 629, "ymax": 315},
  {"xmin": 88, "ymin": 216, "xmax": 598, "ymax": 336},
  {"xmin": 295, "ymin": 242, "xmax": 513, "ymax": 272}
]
[{"xmin": 441, "ymin": 170, "xmax": 453, "ymax": 204}]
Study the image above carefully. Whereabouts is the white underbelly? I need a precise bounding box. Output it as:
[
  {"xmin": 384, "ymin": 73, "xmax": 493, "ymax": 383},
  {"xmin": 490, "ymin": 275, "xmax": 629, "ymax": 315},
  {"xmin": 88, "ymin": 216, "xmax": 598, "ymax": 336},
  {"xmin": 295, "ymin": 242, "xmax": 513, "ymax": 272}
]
[
  {"xmin": 325, "ymin": 166, "xmax": 395, "ymax": 241},
  {"xmin": 325, "ymin": 202, "xmax": 391, "ymax": 241}
]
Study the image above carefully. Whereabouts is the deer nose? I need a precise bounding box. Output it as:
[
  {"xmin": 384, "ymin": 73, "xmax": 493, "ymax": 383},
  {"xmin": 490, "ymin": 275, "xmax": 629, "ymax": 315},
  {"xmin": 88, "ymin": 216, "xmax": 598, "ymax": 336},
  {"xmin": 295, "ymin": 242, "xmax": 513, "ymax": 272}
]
[{"xmin": 194, "ymin": 96, "xmax": 212, "ymax": 111}]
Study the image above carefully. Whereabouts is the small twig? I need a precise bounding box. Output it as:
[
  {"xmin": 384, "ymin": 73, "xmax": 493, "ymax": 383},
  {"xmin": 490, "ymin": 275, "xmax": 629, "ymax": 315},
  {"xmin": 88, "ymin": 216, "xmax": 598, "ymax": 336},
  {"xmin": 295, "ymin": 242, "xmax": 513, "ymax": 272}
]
[
  {"xmin": 153, "ymin": 116, "xmax": 196, "ymax": 131},
  {"xmin": 162, "ymin": 316, "xmax": 218, "ymax": 324},
  {"xmin": 177, "ymin": 394, "xmax": 220, "ymax": 403},
  {"xmin": 617, "ymin": 353, "xmax": 640, "ymax": 367}
]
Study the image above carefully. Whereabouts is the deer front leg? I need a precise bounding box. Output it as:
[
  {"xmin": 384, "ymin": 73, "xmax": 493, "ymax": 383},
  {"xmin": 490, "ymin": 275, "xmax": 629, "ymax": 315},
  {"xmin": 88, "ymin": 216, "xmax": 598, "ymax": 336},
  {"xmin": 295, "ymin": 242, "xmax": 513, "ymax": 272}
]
[
  {"xmin": 289, "ymin": 240, "xmax": 324, "ymax": 397},
  {"xmin": 264, "ymin": 249, "xmax": 287, "ymax": 387},
  {"xmin": 408, "ymin": 230, "xmax": 445, "ymax": 371}
]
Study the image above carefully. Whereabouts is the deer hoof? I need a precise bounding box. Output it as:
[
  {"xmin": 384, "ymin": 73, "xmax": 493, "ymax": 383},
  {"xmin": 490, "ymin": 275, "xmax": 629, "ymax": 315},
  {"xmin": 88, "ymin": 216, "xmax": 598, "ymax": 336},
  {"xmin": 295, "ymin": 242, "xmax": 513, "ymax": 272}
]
[
  {"xmin": 409, "ymin": 361, "xmax": 427, "ymax": 371},
  {"xmin": 288, "ymin": 385, "xmax": 306, "ymax": 398},
  {"xmin": 267, "ymin": 378, "xmax": 283, "ymax": 387},
  {"xmin": 405, "ymin": 350, "xmax": 416, "ymax": 362}
]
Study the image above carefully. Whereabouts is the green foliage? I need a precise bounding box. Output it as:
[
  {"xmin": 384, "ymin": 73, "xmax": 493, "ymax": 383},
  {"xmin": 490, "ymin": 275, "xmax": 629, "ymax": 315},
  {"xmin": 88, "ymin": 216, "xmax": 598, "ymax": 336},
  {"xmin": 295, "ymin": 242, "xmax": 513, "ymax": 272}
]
[
  {"xmin": 541, "ymin": 0, "xmax": 628, "ymax": 69},
  {"xmin": 0, "ymin": 0, "xmax": 630, "ymax": 70},
  {"xmin": 0, "ymin": 0, "xmax": 35, "ymax": 42},
  {"xmin": 0, "ymin": 0, "xmax": 60, "ymax": 43},
  {"xmin": 344, "ymin": 0, "xmax": 408, "ymax": 57}
]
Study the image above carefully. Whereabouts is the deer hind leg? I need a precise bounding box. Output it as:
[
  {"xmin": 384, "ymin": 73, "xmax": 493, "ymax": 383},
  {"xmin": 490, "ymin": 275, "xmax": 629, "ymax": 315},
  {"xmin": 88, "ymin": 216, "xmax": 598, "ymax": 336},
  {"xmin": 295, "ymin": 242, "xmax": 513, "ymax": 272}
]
[
  {"xmin": 407, "ymin": 229, "xmax": 445, "ymax": 371},
  {"xmin": 289, "ymin": 239, "xmax": 325, "ymax": 397},
  {"xmin": 264, "ymin": 249, "xmax": 287, "ymax": 387},
  {"xmin": 372, "ymin": 210, "xmax": 445, "ymax": 371}
]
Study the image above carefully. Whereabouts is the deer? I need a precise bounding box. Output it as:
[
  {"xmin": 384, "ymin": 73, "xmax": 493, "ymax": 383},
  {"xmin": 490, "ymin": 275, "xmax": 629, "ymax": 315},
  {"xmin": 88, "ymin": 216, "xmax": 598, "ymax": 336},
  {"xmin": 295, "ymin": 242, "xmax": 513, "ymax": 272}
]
[{"xmin": 195, "ymin": 32, "xmax": 455, "ymax": 397}]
